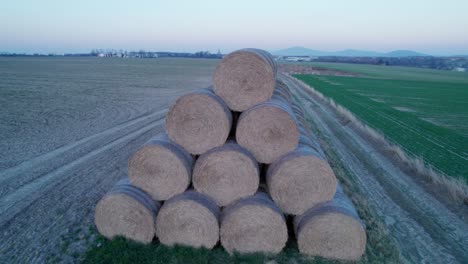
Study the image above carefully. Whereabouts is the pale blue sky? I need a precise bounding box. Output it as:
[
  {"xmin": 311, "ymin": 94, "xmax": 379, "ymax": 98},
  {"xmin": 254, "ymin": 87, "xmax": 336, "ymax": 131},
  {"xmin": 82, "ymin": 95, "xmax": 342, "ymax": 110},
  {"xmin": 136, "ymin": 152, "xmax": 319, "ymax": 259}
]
[{"xmin": 2, "ymin": 0, "xmax": 468, "ymax": 55}]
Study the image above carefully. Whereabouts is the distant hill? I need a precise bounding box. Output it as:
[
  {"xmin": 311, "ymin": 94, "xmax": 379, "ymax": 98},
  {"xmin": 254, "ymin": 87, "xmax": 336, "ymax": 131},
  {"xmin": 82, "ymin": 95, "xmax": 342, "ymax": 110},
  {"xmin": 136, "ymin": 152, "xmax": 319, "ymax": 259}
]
[
  {"xmin": 271, "ymin": 47, "xmax": 329, "ymax": 57},
  {"xmin": 332, "ymin": 49, "xmax": 384, "ymax": 57},
  {"xmin": 384, "ymin": 50, "xmax": 428, "ymax": 57},
  {"xmin": 272, "ymin": 47, "xmax": 429, "ymax": 57}
]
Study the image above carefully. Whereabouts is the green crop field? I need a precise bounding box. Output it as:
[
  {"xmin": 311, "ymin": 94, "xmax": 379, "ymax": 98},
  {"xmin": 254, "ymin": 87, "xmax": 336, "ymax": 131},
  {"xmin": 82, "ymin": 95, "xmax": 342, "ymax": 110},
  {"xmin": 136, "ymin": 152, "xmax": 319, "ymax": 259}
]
[{"xmin": 294, "ymin": 63, "xmax": 468, "ymax": 180}]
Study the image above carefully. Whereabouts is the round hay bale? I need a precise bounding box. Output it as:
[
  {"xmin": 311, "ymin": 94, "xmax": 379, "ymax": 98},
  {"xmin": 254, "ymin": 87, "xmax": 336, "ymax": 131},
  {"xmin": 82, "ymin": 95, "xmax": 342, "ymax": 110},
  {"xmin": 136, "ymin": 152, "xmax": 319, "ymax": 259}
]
[
  {"xmin": 291, "ymin": 102, "xmax": 304, "ymax": 115},
  {"xmin": 156, "ymin": 191, "xmax": 220, "ymax": 249},
  {"xmin": 166, "ymin": 88, "xmax": 232, "ymax": 155},
  {"xmin": 292, "ymin": 104, "xmax": 324, "ymax": 156},
  {"xmin": 274, "ymin": 84, "xmax": 292, "ymax": 103},
  {"xmin": 213, "ymin": 49, "xmax": 277, "ymax": 111},
  {"xmin": 128, "ymin": 133, "xmax": 193, "ymax": 201},
  {"xmin": 95, "ymin": 179, "xmax": 160, "ymax": 244},
  {"xmin": 267, "ymin": 145, "xmax": 336, "ymax": 215},
  {"xmin": 294, "ymin": 184, "xmax": 366, "ymax": 260},
  {"xmin": 291, "ymin": 103, "xmax": 307, "ymax": 127},
  {"xmin": 193, "ymin": 141, "xmax": 259, "ymax": 206},
  {"xmin": 236, "ymin": 95, "xmax": 299, "ymax": 164},
  {"xmin": 296, "ymin": 123, "xmax": 322, "ymax": 155},
  {"xmin": 295, "ymin": 113, "xmax": 308, "ymax": 127},
  {"xmin": 297, "ymin": 134, "xmax": 320, "ymax": 154},
  {"xmin": 220, "ymin": 192, "xmax": 288, "ymax": 255}
]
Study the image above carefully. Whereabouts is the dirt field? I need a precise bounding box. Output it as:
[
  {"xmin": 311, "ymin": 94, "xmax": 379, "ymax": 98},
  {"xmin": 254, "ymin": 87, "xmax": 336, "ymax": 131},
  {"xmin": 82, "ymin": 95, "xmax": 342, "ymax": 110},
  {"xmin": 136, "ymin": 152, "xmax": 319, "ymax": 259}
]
[
  {"xmin": 0, "ymin": 58, "xmax": 467, "ymax": 263},
  {"xmin": 0, "ymin": 57, "xmax": 218, "ymax": 262},
  {"xmin": 278, "ymin": 63, "xmax": 360, "ymax": 77}
]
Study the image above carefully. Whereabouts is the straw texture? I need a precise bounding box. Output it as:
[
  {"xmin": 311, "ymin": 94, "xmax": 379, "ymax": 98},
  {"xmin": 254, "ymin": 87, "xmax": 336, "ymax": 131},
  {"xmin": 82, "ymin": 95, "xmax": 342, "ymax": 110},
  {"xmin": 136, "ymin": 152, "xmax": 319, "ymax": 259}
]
[
  {"xmin": 220, "ymin": 192, "xmax": 288, "ymax": 254},
  {"xmin": 236, "ymin": 90, "xmax": 299, "ymax": 163},
  {"xmin": 294, "ymin": 184, "xmax": 366, "ymax": 260},
  {"xmin": 128, "ymin": 133, "xmax": 193, "ymax": 201},
  {"xmin": 193, "ymin": 141, "xmax": 259, "ymax": 206},
  {"xmin": 166, "ymin": 88, "xmax": 232, "ymax": 155},
  {"xmin": 156, "ymin": 191, "xmax": 220, "ymax": 249},
  {"xmin": 213, "ymin": 49, "xmax": 277, "ymax": 111},
  {"xmin": 95, "ymin": 179, "xmax": 160, "ymax": 244}
]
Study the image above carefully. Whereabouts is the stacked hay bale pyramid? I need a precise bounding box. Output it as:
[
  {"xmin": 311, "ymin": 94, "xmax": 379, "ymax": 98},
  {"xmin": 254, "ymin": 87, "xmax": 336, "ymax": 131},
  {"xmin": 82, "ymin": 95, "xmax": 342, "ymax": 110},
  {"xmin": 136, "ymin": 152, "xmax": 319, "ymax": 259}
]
[{"xmin": 94, "ymin": 48, "xmax": 366, "ymax": 261}]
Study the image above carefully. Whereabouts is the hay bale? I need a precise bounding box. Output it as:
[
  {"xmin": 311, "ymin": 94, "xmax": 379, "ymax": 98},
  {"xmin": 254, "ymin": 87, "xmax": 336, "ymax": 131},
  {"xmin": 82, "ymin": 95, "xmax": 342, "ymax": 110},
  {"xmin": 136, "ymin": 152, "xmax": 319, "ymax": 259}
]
[
  {"xmin": 267, "ymin": 98, "xmax": 335, "ymax": 214},
  {"xmin": 128, "ymin": 133, "xmax": 193, "ymax": 201},
  {"xmin": 294, "ymin": 184, "xmax": 366, "ymax": 260},
  {"xmin": 193, "ymin": 141, "xmax": 259, "ymax": 206},
  {"xmin": 267, "ymin": 144, "xmax": 336, "ymax": 215},
  {"xmin": 95, "ymin": 179, "xmax": 160, "ymax": 244},
  {"xmin": 295, "ymin": 110, "xmax": 323, "ymax": 154},
  {"xmin": 220, "ymin": 192, "xmax": 288, "ymax": 255},
  {"xmin": 292, "ymin": 102, "xmax": 324, "ymax": 156},
  {"xmin": 291, "ymin": 103, "xmax": 308, "ymax": 131},
  {"xmin": 156, "ymin": 191, "xmax": 220, "ymax": 249},
  {"xmin": 291, "ymin": 103, "xmax": 304, "ymax": 118},
  {"xmin": 166, "ymin": 88, "xmax": 232, "ymax": 155},
  {"xmin": 213, "ymin": 49, "xmax": 277, "ymax": 111},
  {"xmin": 274, "ymin": 83, "xmax": 292, "ymax": 103},
  {"xmin": 236, "ymin": 92, "xmax": 299, "ymax": 163}
]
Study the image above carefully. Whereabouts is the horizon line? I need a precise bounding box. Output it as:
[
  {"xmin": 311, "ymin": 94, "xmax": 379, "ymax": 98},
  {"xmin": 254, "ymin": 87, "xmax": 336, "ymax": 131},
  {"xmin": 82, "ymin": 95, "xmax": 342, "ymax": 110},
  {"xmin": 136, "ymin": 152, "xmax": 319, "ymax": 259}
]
[{"xmin": 2, "ymin": 49, "xmax": 468, "ymax": 57}]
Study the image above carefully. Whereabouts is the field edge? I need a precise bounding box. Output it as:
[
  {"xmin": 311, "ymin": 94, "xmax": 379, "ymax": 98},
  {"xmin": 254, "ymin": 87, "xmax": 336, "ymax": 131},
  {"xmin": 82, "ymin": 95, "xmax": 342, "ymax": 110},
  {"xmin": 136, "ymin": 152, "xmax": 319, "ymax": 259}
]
[{"xmin": 289, "ymin": 74, "xmax": 468, "ymax": 205}]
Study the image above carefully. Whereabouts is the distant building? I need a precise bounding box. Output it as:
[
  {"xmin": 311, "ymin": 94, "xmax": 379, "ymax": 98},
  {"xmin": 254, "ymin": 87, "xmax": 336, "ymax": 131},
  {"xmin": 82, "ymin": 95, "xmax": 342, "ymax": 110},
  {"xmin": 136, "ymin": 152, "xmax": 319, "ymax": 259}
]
[{"xmin": 282, "ymin": 56, "xmax": 314, "ymax": 62}]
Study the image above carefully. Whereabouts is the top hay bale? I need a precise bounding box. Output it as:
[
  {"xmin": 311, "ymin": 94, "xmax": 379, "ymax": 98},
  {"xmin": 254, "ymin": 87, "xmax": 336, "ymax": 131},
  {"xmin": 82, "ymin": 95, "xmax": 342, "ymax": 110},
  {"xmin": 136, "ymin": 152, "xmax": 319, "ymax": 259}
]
[
  {"xmin": 166, "ymin": 88, "xmax": 232, "ymax": 155},
  {"xmin": 213, "ymin": 49, "xmax": 277, "ymax": 112},
  {"xmin": 294, "ymin": 184, "xmax": 366, "ymax": 261},
  {"xmin": 94, "ymin": 179, "xmax": 160, "ymax": 244}
]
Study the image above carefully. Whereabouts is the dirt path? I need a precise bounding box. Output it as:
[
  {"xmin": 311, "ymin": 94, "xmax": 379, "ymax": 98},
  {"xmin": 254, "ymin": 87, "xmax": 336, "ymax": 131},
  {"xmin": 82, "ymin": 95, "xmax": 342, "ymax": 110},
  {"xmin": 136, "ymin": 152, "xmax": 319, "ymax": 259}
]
[{"xmin": 282, "ymin": 74, "xmax": 468, "ymax": 263}]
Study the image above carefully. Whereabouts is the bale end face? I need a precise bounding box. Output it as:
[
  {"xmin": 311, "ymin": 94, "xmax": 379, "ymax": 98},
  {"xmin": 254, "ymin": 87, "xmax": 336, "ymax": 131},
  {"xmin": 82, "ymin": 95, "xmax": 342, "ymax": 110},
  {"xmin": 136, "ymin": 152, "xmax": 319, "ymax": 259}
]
[
  {"xmin": 213, "ymin": 50, "xmax": 276, "ymax": 111},
  {"xmin": 297, "ymin": 212, "xmax": 366, "ymax": 261},
  {"xmin": 236, "ymin": 105, "xmax": 299, "ymax": 163},
  {"xmin": 193, "ymin": 144, "xmax": 259, "ymax": 206},
  {"xmin": 268, "ymin": 154, "xmax": 337, "ymax": 215},
  {"xmin": 166, "ymin": 91, "xmax": 231, "ymax": 155},
  {"xmin": 95, "ymin": 194, "xmax": 156, "ymax": 244},
  {"xmin": 156, "ymin": 193, "xmax": 219, "ymax": 249},
  {"xmin": 128, "ymin": 145, "xmax": 191, "ymax": 201},
  {"xmin": 220, "ymin": 198, "xmax": 288, "ymax": 255}
]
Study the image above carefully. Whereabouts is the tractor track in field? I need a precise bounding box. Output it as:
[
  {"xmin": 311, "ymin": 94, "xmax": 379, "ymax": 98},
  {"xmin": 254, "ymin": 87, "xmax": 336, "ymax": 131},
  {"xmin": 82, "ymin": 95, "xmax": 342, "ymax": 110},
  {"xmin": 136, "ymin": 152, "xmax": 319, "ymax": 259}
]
[
  {"xmin": 0, "ymin": 57, "xmax": 217, "ymax": 263},
  {"xmin": 0, "ymin": 108, "xmax": 167, "ymax": 197},
  {"xmin": 0, "ymin": 109, "xmax": 167, "ymax": 262},
  {"xmin": 282, "ymin": 74, "xmax": 468, "ymax": 263}
]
